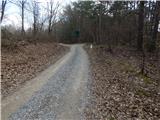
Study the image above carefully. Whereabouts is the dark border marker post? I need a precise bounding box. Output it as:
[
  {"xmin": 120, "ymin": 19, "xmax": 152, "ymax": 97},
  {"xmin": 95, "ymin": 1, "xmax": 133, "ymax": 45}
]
[{"xmin": 74, "ymin": 30, "xmax": 80, "ymax": 43}]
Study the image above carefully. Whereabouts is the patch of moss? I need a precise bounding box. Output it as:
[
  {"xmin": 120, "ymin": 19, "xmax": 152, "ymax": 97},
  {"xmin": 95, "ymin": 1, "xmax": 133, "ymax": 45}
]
[
  {"xmin": 120, "ymin": 62, "xmax": 136, "ymax": 73},
  {"xmin": 97, "ymin": 45, "xmax": 108, "ymax": 47},
  {"xmin": 138, "ymin": 73, "xmax": 153, "ymax": 84},
  {"xmin": 136, "ymin": 89, "xmax": 150, "ymax": 97},
  {"xmin": 125, "ymin": 66, "xmax": 135, "ymax": 73},
  {"xmin": 108, "ymin": 117, "xmax": 115, "ymax": 120}
]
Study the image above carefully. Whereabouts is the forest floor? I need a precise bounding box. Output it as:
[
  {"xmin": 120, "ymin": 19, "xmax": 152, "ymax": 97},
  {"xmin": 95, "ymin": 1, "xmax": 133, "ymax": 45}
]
[
  {"xmin": 84, "ymin": 45, "xmax": 160, "ymax": 120},
  {"xmin": 1, "ymin": 41, "xmax": 69, "ymax": 99}
]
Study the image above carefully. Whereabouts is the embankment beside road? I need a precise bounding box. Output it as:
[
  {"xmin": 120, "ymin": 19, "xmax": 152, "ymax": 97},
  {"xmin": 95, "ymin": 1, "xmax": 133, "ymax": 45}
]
[{"xmin": 1, "ymin": 41, "xmax": 69, "ymax": 98}]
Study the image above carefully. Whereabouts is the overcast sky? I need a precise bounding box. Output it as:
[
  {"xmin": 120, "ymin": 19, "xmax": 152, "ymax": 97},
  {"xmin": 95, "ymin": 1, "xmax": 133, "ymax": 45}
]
[{"xmin": 2, "ymin": 0, "xmax": 76, "ymax": 29}]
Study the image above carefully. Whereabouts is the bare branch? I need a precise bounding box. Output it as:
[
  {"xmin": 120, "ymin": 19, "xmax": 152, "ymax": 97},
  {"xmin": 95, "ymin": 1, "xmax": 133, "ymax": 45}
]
[{"xmin": 1, "ymin": 0, "xmax": 7, "ymax": 23}]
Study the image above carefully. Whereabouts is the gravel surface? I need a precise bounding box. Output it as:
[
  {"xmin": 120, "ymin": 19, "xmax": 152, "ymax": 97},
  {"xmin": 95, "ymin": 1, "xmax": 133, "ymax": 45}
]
[{"xmin": 9, "ymin": 45, "xmax": 90, "ymax": 120}]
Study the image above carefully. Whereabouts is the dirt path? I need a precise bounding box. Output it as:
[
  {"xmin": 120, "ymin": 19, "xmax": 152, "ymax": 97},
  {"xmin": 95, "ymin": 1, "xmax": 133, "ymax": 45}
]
[{"xmin": 2, "ymin": 44, "xmax": 90, "ymax": 120}]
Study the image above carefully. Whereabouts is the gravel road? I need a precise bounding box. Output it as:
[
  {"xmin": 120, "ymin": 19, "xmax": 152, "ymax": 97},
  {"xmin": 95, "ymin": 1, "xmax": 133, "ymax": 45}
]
[{"xmin": 8, "ymin": 45, "xmax": 90, "ymax": 120}]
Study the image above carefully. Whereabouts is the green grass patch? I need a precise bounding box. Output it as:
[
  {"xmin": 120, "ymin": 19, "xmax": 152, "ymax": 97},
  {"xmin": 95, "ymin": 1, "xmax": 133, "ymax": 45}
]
[
  {"xmin": 108, "ymin": 117, "xmax": 115, "ymax": 120},
  {"xmin": 138, "ymin": 73, "xmax": 153, "ymax": 84},
  {"xmin": 136, "ymin": 89, "xmax": 150, "ymax": 97},
  {"xmin": 119, "ymin": 62, "xmax": 136, "ymax": 74},
  {"xmin": 124, "ymin": 65, "xmax": 135, "ymax": 73}
]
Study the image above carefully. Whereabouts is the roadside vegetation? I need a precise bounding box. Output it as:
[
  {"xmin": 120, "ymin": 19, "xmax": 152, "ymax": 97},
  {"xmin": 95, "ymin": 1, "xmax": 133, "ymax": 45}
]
[
  {"xmin": 1, "ymin": 41, "xmax": 68, "ymax": 98},
  {"xmin": 84, "ymin": 46, "xmax": 160, "ymax": 119}
]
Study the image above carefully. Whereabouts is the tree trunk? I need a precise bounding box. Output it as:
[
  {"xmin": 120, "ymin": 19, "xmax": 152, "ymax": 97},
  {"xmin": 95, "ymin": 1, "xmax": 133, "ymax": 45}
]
[
  {"xmin": 21, "ymin": 2, "xmax": 25, "ymax": 35},
  {"xmin": 1, "ymin": 0, "xmax": 7, "ymax": 23},
  {"xmin": 137, "ymin": 1, "xmax": 145, "ymax": 51},
  {"xmin": 48, "ymin": 17, "xmax": 52, "ymax": 34},
  {"xmin": 33, "ymin": 18, "xmax": 36, "ymax": 35},
  {"xmin": 33, "ymin": 3, "xmax": 39, "ymax": 36},
  {"xmin": 99, "ymin": 2, "xmax": 102, "ymax": 44},
  {"xmin": 149, "ymin": 1, "xmax": 160, "ymax": 52}
]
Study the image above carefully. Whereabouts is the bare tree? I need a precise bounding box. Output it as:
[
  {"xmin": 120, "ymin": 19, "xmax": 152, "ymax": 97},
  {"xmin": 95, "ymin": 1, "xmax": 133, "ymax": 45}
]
[
  {"xmin": 47, "ymin": 0, "xmax": 60, "ymax": 34},
  {"xmin": 21, "ymin": 0, "xmax": 26, "ymax": 35},
  {"xmin": 99, "ymin": 1, "xmax": 102, "ymax": 44},
  {"xmin": 149, "ymin": 1, "xmax": 160, "ymax": 52},
  {"xmin": 137, "ymin": 1, "xmax": 145, "ymax": 51},
  {"xmin": 31, "ymin": 0, "xmax": 39, "ymax": 36},
  {"xmin": 11, "ymin": 0, "xmax": 27, "ymax": 35},
  {"xmin": 1, "ymin": 0, "xmax": 7, "ymax": 23},
  {"xmin": 136, "ymin": 1, "xmax": 146, "ymax": 74}
]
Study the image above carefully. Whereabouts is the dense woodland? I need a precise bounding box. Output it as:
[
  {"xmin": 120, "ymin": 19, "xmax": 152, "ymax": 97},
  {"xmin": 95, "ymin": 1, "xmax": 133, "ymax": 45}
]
[
  {"xmin": 1, "ymin": 0, "xmax": 160, "ymax": 72},
  {"xmin": 57, "ymin": 1, "xmax": 160, "ymax": 52},
  {"xmin": 1, "ymin": 1, "xmax": 160, "ymax": 47}
]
